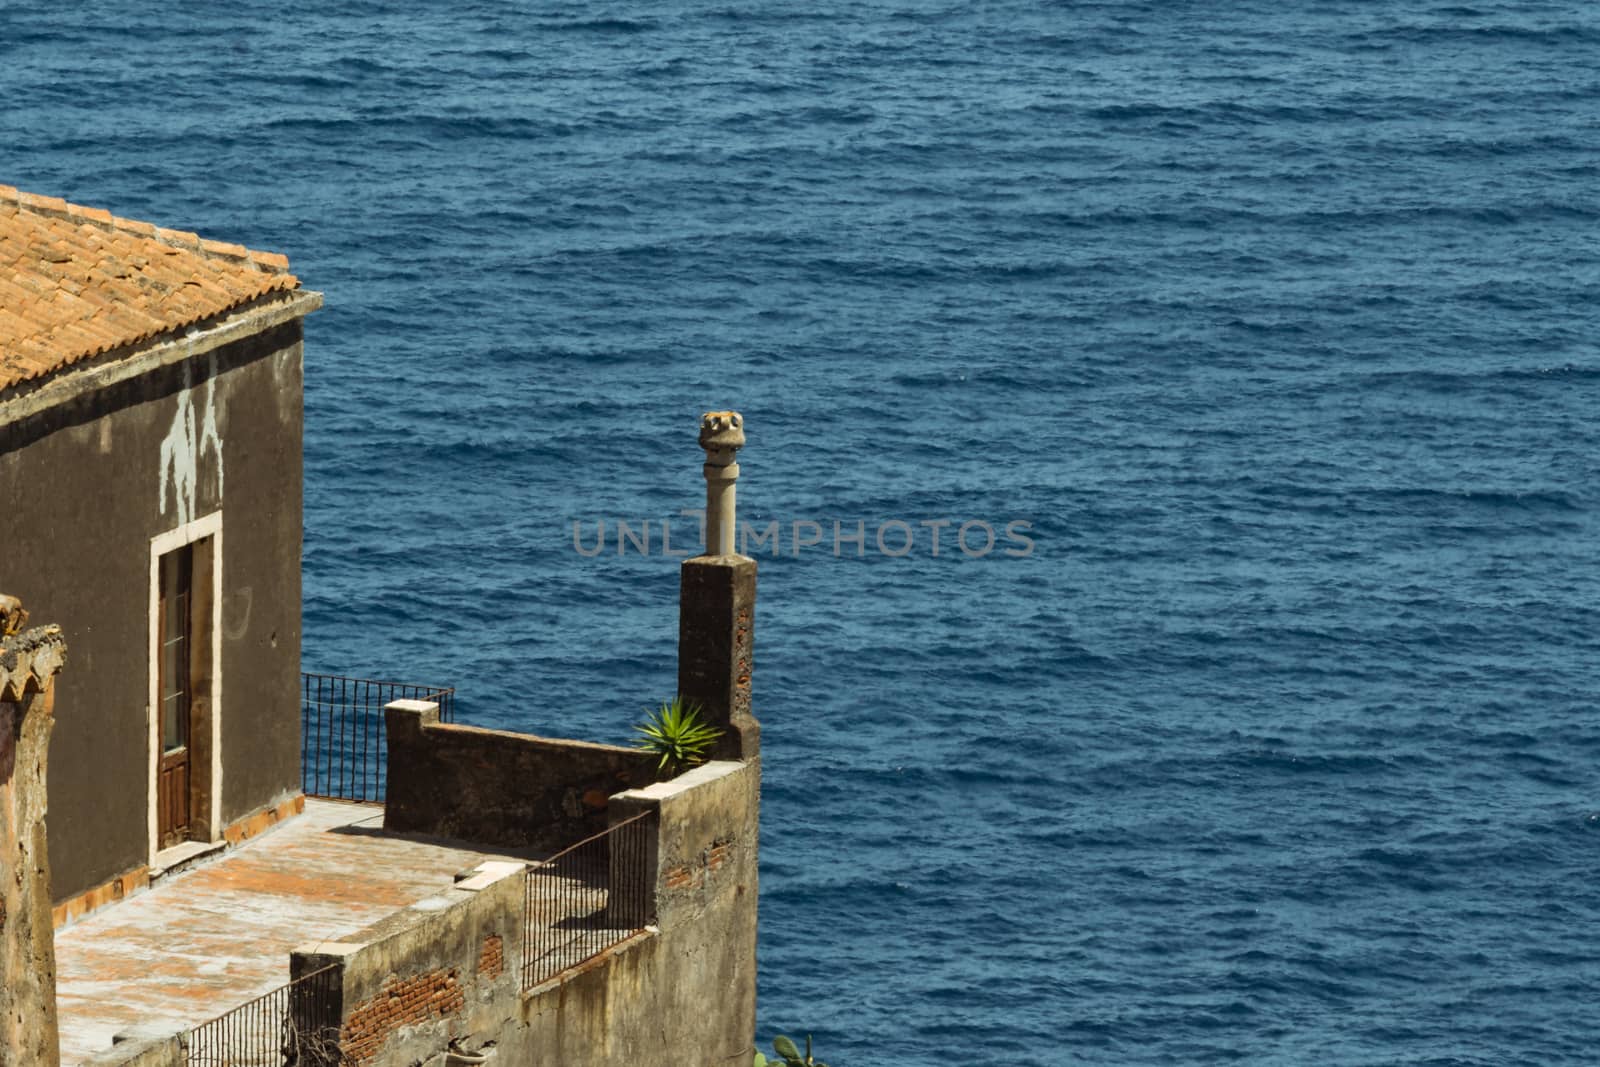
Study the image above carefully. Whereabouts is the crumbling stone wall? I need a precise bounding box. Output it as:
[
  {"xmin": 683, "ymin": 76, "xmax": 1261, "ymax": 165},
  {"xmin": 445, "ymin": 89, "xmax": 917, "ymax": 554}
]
[
  {"xmin": 383, "ymin": 702, "xmax": 657, "ymax": 851},
  {"xmin": 0, "ymin": 619, "xmax": 66, "ymax": 1067},
  {"xmin": 342, "ymin": 967, "xmax": 466, "ymax": 1062},
  {"xmin": 678, "ymin": 556, "xmax": 760, "ymax": 761},
  {"xmin": 290, "ymin": 860, "xmax": 527, "ymax": 1067},
  {"xmin": 284, "ymin": 758, "xmax": 758, "ymax": 1067},
  {"xmin": 515, "ymin": 758, "xmax": 761, "ymax": 1067}
]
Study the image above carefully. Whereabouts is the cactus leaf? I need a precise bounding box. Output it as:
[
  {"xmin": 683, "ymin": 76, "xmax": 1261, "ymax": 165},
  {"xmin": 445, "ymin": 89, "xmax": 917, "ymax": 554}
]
[{"xmin": 773, "ymin": 1035, "xmax": 802, "ymax": 1060}]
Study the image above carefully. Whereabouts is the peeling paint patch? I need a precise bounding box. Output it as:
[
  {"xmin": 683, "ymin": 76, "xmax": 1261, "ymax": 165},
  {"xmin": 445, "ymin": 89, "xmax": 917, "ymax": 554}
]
[{"xmin": 158, "ymin": 353, "xmax": 224, "ymax": 523}]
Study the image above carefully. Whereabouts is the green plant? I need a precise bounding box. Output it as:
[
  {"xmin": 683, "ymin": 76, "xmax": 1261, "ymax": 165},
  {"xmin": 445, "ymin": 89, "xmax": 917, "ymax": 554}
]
[
  {"xmin": 632, "ymin": 696, "xmax": 722, "ymax": 776},
  {"xmin": 755, "ymin": 1034, "xmax": 829, "ymax": 1067}
]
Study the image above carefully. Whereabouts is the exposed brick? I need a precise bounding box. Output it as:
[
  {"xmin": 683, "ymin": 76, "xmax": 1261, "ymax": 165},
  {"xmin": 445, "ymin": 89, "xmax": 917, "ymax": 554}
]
[
  {"xmin": 342, "ymin": 967, "xmax": 465, "ymax": 1064},
  {"xmin": 478, "ymin": 933, "xmax": 504, "ymax": 981}
]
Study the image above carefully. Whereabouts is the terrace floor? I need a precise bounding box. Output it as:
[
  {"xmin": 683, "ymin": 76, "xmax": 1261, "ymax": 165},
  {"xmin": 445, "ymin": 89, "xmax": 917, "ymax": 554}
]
[{"xmin": 53, "ymin": 799, "xmax": 539, "ymax": 1065}]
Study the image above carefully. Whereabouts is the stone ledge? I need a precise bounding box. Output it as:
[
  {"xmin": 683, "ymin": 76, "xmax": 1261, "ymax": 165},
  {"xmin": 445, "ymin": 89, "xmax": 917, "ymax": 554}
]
[
  {"xmin": 52, "ymin": 867, "xmax": 151, "ymax": 930},
  {"xmin": 518, "ymin": 928, "xmax": 657, "ymax": 1002},
  {"xmin": 222, "ymin": 792, "xmax": 306, "ymax": 846}
]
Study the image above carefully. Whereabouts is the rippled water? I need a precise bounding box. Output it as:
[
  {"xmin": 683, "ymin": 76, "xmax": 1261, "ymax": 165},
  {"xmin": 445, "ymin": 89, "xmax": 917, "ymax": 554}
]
[{"xmin": 8, "ymin": 2, "xmax": 1600, "ymax": 1062}]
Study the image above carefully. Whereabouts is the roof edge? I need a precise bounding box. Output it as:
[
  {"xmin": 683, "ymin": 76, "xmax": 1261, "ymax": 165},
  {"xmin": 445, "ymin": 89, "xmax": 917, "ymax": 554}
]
[
  {"xmin": 0, "ymin": 289, "xmax": 323, "ymax": 427},
  {"xmin": 0, "ymin": 184, "xmax": 293, "ymax": 274}
]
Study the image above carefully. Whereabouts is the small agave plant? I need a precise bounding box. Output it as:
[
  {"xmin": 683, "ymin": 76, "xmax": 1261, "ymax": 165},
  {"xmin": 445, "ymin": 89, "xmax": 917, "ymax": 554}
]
[
  {"xmin": 755, "ymin": 1034, "xmax": 829, "ymax": 1067},
  {"xmin": 632, "ymin": 696, "xmax": 722, "ymax": 777}
]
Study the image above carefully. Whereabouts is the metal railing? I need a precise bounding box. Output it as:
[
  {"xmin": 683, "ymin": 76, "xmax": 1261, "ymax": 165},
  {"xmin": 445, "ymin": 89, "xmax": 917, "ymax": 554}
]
[
  {"xmin": 301, "ymin": 672, "xmax": 455, "ymax": 802},
  {"xmin": 522, "ymin": 811, "xmax": 657, "ymax": 990},
  {"xmin": 185, "ymin": 964, "xmax": 344, "ymax": 1067}
]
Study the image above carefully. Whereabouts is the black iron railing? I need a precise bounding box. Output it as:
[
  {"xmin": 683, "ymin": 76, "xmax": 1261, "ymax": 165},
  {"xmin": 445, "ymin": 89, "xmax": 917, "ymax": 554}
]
[
  {"xmin": 522, "ymin": 811, "xmax": 657, "ymax": 990},
  {"xmin": 301, "ymin": 672, "xmax": 455, "ymax": 802},
  {"xmin": 185, "ymin": 964, "xmax": 344, "ymax": 1067}
]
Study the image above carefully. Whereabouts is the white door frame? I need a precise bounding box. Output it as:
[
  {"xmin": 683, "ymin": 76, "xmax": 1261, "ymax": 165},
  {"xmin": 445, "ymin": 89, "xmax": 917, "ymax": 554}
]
[{"xmin": 148, "ymin": 510, "xmax": 224, "ymax": 863}]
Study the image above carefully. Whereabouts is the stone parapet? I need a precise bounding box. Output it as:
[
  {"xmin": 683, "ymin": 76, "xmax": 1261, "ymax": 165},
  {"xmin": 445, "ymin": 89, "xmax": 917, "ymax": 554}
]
[
  {"xmin": 290, "ymin": 858, "xmax": 527, "ymax": 1067},
  {"xmin": 518, "ymin": 758, "xmax": 761, "ymax": 1066},
  {"xmin": 383, "ymin": 700, "xmax": 657, "ymax": 851}
]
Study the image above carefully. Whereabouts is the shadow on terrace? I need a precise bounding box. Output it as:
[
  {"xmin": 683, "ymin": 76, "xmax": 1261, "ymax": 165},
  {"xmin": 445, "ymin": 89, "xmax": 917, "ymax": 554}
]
[{"xmin": 54, "ymin": 674, "xmax": 662, "ymax": 1066}]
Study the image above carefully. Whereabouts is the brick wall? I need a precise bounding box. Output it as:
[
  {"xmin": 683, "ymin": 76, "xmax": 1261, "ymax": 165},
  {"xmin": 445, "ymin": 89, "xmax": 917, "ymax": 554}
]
[
  {"xmin": 291, "ymin": 861, "xmax": 525, "ymax": 1067},
  {"xmin": 478, "ymin": 934, "xmax": 504, "ymax": 981},
  {"xmin": 343, "ymin": 968, "xmax": 466, "ymax": 1064}
]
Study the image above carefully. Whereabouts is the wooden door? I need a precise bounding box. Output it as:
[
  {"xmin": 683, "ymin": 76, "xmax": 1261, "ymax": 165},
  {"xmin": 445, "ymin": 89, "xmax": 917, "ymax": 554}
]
[{"xmin": 157, "ymin": 544, "xmax": 193, "ymax": 848}]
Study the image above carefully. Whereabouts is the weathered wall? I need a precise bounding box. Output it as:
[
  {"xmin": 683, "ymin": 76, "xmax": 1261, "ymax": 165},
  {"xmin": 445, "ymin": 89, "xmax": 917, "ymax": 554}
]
[
  {"xmin": 0, "ymin": 622, "xmax": 66, "ymax": 1067},
  {"xmin": 0, "ymin": 314, "xmax": 308, "ymax": 902},
  {"xmin": 292, "ymin": 758, "xmax": 758, "ymax": 1067},
  {"xmin": 511, "ymin": 758, "xmax": 761, "ymax": 1067},
  {"xmin": 384, "ymin": 701, "xmax": 658, "ymax": 851},
  {"xmin": 291, "ymin": 860, "xmax": 526, "ymax": 1066},
  {"xmin": 80, "ymin": 1030, "xmax": 183, "ymax": 1067},
  {"xmin": 678, "ymin": 556, "xmax": 760, "ymax": 761}
]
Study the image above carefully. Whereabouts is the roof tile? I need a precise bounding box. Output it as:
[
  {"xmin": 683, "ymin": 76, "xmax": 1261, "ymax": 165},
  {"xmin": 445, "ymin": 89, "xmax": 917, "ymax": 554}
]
[
  {"xmin": 0, "ymin": 187, "xmax": 301, "ymax": 393},
  {"xmin": 155, "ymin": 227, "xmax": 202, "ymax": 249},
  {"xmin": 68, "ymin": 204, "xmax": 115, "ymax": 225},
  {"xmin": 17, "ymin": 192, "xmax": 68, "ymax": 214},
  {"xmin": 199, "ymin": 238, "xmax": 250, "ymax": 260},
  {"xmin": 250, "ymin": 250, "xmax": 290, "ymax": 271}
]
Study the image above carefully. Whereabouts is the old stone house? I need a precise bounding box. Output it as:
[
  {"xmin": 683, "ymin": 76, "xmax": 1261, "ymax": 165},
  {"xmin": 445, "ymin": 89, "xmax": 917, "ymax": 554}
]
[
  {"xmin": 0, "ymin": 184, "xmax": 321, "ymax": 915},
  {"xmin": 1, "ymin": 187, "xmax": 761, "ymax": 1066}
]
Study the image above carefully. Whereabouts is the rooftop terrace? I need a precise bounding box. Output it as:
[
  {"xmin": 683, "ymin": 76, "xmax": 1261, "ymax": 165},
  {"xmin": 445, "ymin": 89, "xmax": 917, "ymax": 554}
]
[{"xmin": 52, "ymin": 799, "xmax": 540, "ymax": 1065}]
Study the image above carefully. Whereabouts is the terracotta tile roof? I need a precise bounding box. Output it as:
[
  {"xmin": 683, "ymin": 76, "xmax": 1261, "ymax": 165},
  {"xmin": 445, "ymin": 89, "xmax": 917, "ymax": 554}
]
[{"xmin": 0, "ymin": 185, "xmax": 301, "ymax": 394}]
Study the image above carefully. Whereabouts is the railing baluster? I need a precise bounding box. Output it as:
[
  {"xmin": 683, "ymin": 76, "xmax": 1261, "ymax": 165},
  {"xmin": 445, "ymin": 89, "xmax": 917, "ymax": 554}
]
[
  {"xmin": 185, "ymin": 962, "xmax": 342, "ymax": 1066},
  {"xmin": 521, "ymin": 810, "xmax": 655, "ymax": 990},
  {"xmin": 301, "ymin": 673, "xmax": 456, "ymax": 803}
]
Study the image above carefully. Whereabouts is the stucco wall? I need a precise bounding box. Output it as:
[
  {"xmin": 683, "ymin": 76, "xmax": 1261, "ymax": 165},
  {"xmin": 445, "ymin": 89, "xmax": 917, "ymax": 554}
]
[{"xmin": 0, "ymin": 315, "xmax": 308, "ymax": 902}]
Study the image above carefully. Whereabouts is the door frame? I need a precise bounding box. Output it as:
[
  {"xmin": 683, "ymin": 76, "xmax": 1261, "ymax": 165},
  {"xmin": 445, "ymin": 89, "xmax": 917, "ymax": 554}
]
[{"xmin": 148, "ymin": 510, "xmax": 224, "ymax": 863}]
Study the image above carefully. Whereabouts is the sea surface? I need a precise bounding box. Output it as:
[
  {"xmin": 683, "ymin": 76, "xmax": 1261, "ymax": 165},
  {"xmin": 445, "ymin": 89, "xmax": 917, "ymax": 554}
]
[{"xmin": 7, "ymin": 2, "xmax": 1600, "ymax": 1063}]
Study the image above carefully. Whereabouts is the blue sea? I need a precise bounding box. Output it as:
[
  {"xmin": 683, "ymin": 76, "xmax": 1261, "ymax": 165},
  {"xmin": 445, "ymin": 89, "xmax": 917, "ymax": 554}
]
[{"xmin": 8, "ymin": 2, "xmax": 1600, "ymax": 1063}]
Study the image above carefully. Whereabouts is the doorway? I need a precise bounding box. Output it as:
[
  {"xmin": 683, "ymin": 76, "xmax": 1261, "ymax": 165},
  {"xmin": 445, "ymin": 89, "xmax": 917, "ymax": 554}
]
[
  {"xmin": 150, "ymin": 516, "xmax": 220, "ymax": 857},
  {"xmin": 156, "ymin": 543, "xmax": 194, "ymax": 846}
]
